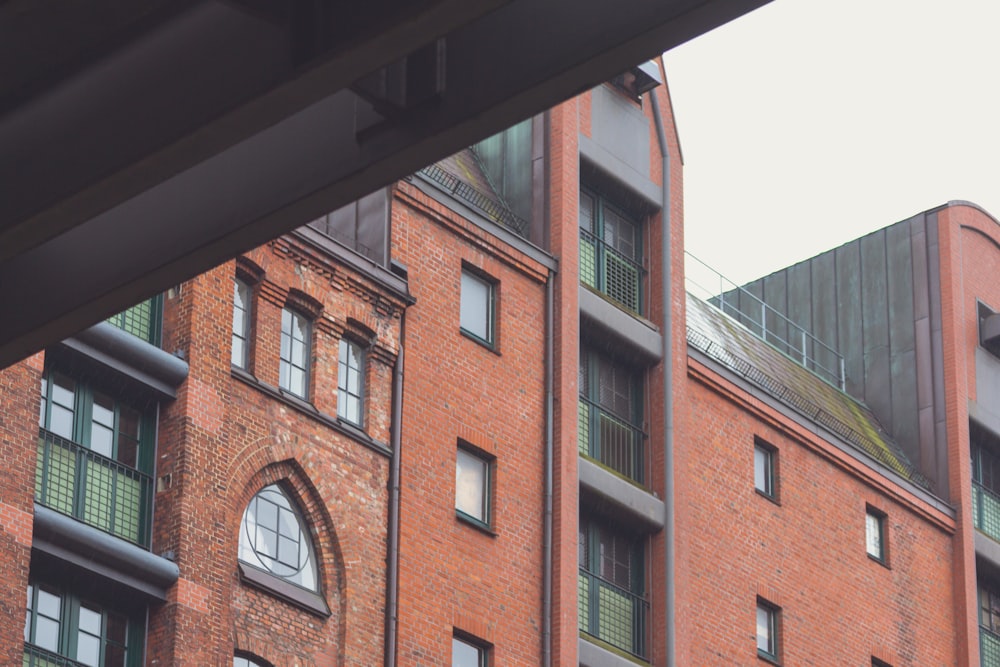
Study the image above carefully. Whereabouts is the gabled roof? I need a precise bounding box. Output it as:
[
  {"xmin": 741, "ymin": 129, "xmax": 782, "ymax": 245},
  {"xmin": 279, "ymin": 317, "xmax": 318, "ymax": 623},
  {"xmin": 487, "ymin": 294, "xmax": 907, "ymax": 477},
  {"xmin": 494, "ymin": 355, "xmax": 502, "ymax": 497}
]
[{"xmin": 686, "ymin": 293, "xmax": 929, "ymax": 489}]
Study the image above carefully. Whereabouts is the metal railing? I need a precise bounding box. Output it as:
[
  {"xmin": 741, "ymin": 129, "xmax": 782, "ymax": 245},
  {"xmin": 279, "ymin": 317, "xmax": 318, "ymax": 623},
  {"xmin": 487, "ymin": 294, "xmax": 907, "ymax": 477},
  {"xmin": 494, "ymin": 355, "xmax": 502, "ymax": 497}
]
[
  {"xmin": 23, "ymin": 644, "xmax": 87, "ymax": 667},
  {"xmin": 106, "ymin": 294, "xmax": 162, "ymax": 347},
  {"xmin": 982, "ymin": 625, "xmax": 1000, "ymax": 667},
  {"xmin": 578, "ymin": 397, "xmax": 647, "ymax": 485},
  {"xmin": 418, "ymin": 164, "xmax": 529, "ymax": 237},
  {"xmin": 685, "ymin": 252, "xmax": 845, "ymax": 389},
  {"xmin": 578, "ymin": 569, "xmax": 649, "ymax": 660},
  {"xmin": 974, "ymin": 481, "xmax": 1000, "ymax": 544},
  {"xmin": 580, "ymin": 229, "xmax": 645, "ymax": 315},
  {"xmin": 35, "ymin": 429, "xmax": 151, "ymax": 547}
]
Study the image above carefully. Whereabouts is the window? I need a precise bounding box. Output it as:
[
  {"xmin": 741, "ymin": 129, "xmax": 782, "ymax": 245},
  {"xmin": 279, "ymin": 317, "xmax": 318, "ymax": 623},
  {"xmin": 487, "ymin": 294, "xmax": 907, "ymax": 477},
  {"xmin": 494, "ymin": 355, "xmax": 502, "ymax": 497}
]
[
  {"xmin": 452, "ymin": 634, "xmax": 488, "ymax": 667},
  {"xmin": 756, "ymin": 598, "xmax": 779, "ymax": 662},
  {"xmin": 232, "ymin": 278, "xmax": 252, "ymax": 369},
  {"xmin": 37, "ymin": 370, "xmax": 154, "ymax": 546},
  {"xmin": 24, "ymin": 582, "xmax": 140, "ymax": 667},
  {"xmin": 234, "ymin": 655, "xmax": 271, "ymax": 667},
  {"xmin": 578, "ymin": 346, "xmax": 644, "ymax": 483},
  {"xmin": 866, "ymin": 506, "xmax": 887, "ymax": 563},
  {"xmin": 238, "ymin": 484, "xmax": 318, "ymax": 592},
  {"xmin": 460, "ymin": 268, "xmax": 495, "ymax": 346},
  {"xmin": 279, "ymin": 308, "xmax": 311, "ymax": 398},
  {"xmin": 579, "ymin": 188, "xmax": 643, "ymax": 314},
  {"xmin": 456, "ymin": 446, "xmax": 492, "ymax": 527},
  {"xmin": 578, "ymin": 515, "xmax": 648, "ymax": 660},
  {"xmin": 337, "ymin": 338, "xmax": 365, "ymax": 426},
  {"xmin": 872, "ymin": 659, "xmax": 893, "ymax": 667},
  {"xmin": 754, "ymin": 440, "xmax": 777, "ymax": 499}
]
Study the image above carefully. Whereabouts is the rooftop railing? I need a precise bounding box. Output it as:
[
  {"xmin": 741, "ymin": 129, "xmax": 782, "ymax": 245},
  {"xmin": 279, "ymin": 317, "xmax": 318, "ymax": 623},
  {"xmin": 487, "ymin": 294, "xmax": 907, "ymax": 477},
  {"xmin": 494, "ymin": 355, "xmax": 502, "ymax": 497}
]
[
  {"xmin": 106, "ymin": 294, "xmax": 162, "ymax": 347},
  {"xmin": 578, "ymin": 568, "xmax": 649, "ymax": 661},
  {"xmin": 578, "ymin": 397, "xmax": 647, "ymax": 486},
  {"xmin": 685, "ymin": 252, "xmax": 845, "ymax": 390}
]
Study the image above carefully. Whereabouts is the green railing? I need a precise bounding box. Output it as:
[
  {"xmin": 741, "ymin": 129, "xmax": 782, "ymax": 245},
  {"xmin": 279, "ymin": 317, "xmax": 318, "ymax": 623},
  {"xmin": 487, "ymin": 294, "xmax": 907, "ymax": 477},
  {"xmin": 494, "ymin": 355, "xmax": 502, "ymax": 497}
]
[
  {"xmin": 35, "ymin": 429, "xmax": 151, "ymax": 547},
  {"xmin": 580, "ymin": 229, "xmax": 644, "ymax": 315},
  {"xmin": 982, "ymin": 625, "xmax": 1000, "ymax": 667},
  {"xmin": 973, "ymin": 481, "xmax": 1000, "ymax": 543},
  {"xmin": 23, "ymin": 644, "xmax": 86, "ymax": 667},
  {"xmin": 578, "ymin": 569, "xmax": 649, "ymax": 660},
  {"xmin": 578, "ymin": 397, "xmax": 647, "ymax": 485},
  {"xmin": 106, "ymin": 295, "xmax": 162, "ymax": 347}
]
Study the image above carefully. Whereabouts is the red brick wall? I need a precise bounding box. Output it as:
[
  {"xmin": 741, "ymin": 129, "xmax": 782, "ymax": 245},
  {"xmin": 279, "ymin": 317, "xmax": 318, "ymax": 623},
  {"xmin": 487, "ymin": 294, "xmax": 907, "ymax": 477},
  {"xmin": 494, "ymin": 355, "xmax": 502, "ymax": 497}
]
[
  {"xmin": 150, "ymin": 232, "xmax": 404, "ymax": 666},
  {"xmin": 392, "ymin": 181, "xmax": 549, "ymax": 665}
]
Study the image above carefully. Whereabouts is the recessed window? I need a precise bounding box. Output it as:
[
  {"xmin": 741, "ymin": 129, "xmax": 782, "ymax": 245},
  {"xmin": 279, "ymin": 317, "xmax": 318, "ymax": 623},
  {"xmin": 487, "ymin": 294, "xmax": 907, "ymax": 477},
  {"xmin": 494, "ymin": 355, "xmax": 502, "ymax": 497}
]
[
  {"xmin": 232, "ymin": 278, "xmax": 252, "ymax": 369},
  {"xmin": 452, "ymin": 634, "xmax": 488, "ymax": 667},
  {"xmin": 460, "ymin": 268, "xmax": 495, "ymax": 346},
  {"xmin": 866, "ymin": 507, "xmax": 887, "ymax": 563},
  {"xmin": 279, "ymin": 308, "xmax": 311, "ymax": 398},
  {"xmin": 234, "ymin": 654, "xmax": 271, "ymax": 667},
  {"xmin": 578, "ymin": 345, "xmax": 644, "ymax": 483},
  {"xmin": 337, "ymin": 338, "xmax": 365, "ymax": 427},
  {"xmin": 456, "ymin": 446, "xmax": 492, "ymax": 527},
  {"xmin": 872, "ymin": 658, "xmax": 893, "ymax": 667},
  {"xmin": 756, "ymin": 599, "xmax": 779, "ymax": 662},
  {"xmin": 754, "ymin": 440, "xmax": 777, "ymax": 499},
  {"xmin": 238, "ymin": 484, "xmax": 318, "ymax": 592}
]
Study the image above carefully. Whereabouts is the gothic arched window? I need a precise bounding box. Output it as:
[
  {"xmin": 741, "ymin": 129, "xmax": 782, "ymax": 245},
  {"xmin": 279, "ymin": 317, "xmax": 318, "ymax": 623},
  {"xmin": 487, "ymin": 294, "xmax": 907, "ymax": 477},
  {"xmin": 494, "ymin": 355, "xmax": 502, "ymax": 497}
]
[{"xmin": 238, "ymin": 484, "xmax": 318, "ymax": 592}]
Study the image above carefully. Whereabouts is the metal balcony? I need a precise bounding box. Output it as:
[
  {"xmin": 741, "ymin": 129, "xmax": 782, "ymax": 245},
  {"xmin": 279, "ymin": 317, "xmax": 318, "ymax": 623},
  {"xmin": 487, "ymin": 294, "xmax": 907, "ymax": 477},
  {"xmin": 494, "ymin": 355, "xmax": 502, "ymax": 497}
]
[
  {"xmin": 578, "ymin": 397, "xmax": 647, "ymax": 486},
  {"xmin": 580, "ymin": 229, "xmax": 645, "ymax": 316},
  {"xmin": 578, "ymin": 568, "xmax": 649, "ymax": 661}
]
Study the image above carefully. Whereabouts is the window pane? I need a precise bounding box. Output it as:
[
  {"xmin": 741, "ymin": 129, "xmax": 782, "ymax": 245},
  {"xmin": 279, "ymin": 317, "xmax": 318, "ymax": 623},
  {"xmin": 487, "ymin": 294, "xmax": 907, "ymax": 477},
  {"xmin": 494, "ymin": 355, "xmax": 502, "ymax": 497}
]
[
  {"xmin": 76, "ymin": 631, "xmax": 100, "ymax": 667},
  {"xmin": 460, "ymin": 271, "xmax": 492, "ymax": 342},
  {"xmin": 452, "ymin": 637, "xmax": 482, "ymax": 667},
  {"xmin": 49, "ymin": 404, "xmax": 75, "ymax": 440},
  {"xmin": 456, "ymin": 449, "xmax": 488, "ymax": 522},
  {"xmin": 239, "ymin": 484, "xmax": 319, "ymax": 592},
  {"xmin": 866, "ymin": 512, "xmax": 883, "ymax": 558},
  {"xmin": 754, "ymin": 446, "xmax": 771, "ymax": 495},
  {"xmin": 37, "ymin": 588, "xmax": 61, "ymax": 619},
  {"xmin": 34, "ymin": 616, "xmax": 60, "ymax": 652},
  {"xmin": 756, "ymin": 605, "xmax": 772, "ymax": 653},
  {"xmin": 78, "ymin": 605, "xmax": 102, "ymax": 635}
]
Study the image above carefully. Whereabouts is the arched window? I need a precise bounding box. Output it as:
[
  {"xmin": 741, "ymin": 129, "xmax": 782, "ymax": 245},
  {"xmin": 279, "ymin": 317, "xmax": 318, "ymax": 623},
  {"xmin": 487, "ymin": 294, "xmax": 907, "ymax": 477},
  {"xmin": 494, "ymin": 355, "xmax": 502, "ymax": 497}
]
[
  {"xmin": 238, "ymin": 484, "xmax": 318, "ymax": 591},
  {"xmin": 234, "ymin": 654, "xmax": 271, "ymax": 667}
]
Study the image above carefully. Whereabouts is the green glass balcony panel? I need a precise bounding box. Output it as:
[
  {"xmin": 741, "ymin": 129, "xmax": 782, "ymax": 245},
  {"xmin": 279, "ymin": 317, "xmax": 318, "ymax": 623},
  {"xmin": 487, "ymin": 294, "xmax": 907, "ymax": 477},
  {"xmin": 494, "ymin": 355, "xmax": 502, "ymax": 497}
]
[
  {"xmin": 106, "ymin": 295, "xmax": 162, "ymax": 346},
  {"xmin": 597, "ymin": 581, "xmax": 633, "ymax": 652},
  {"xmin": 578, "ymin": 568, "xmax": 648, "ymax": 660},
  {"xmin": 577, "ymin": 397, "xmax": 644, "ymax": 484},
  {"xmin": 578, "ymin": 400, "xmax": 591, "ymax": 456},
  {"xmin": 605, "ymin": 251, "xmax": 640, "ymax": 313},
  {"xmin": 578, "ymin": 572, "xmax": 590, "ymax": 631},
  {"xmin": 974, "ymin": 482, "xmax": 1000, "ymax": 543},
  {"xmin": 580, "ymin": 237, "xmax": 597, "ymax": 289},
  {"xmin": 982, "ymin": 626, "xmax": 1000, "ymax": 667},
  {"xmin": 23, "ymin": 644, "xmax": 79, "ymax": 667},
  {"xmin": 35, "ymin": 436, "xmax": 76, "ymax": 516}
]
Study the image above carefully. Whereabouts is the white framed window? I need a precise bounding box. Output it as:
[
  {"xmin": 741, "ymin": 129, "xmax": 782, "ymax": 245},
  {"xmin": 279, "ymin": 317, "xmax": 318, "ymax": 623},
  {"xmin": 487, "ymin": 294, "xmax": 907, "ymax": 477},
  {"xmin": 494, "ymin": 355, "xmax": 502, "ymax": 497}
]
[
  {"xmin": 232, "ymin": 278, "xmax": 252, "ymax": 369},
  {"xmin": 866, "ymin": 506, "xmax": 887, "ymax": 563},
  {"xmin": 756, "ymin": 599, "xmax": 779, "ymax": 662},
  {"xmin": 460, "ymin": 268, "xmax": 495, "ymax": 346},
  {"xmin": 455, "ymin": 446, "xmax": 492, "ymax": 527},
  {"xmin": 279, "ymin": 308, "xmax": 311, "ymax": 398},
  {"xmin": 337, "ymin": 338, "xmax": 364, "ymax": 426}
]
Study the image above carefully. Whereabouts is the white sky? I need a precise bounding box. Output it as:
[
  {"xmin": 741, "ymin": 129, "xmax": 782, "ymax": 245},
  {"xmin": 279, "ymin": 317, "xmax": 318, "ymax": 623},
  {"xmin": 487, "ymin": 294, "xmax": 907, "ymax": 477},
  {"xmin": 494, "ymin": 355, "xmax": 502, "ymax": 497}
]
[{"xmin": 664, "ymin": 0, "xmax": 1000, "ymax": 286}]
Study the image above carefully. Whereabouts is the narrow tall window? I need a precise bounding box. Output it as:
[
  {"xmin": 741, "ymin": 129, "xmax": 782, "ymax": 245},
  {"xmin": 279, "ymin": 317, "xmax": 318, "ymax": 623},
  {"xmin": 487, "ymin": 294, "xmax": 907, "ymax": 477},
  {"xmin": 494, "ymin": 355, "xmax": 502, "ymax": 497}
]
[
  {"xmin": 460, "ymin": 269, "xmax": 495, "ymax": 346},
  {"xmin": 456, "ymin": 446, "xmax": 492, "ymax": 527},
  {"xmin": 756, "ymin": 599, "xmax": 779, "ymax": 662},
  {"xmin": 452, "ymin": 635, "xmax": 488, "ymax": 667},
  {"xmin": 279, "ymin": 308, "xmax": 311, "ymax": 399},
  {"xmin": 754, "ymin": 440, "xmax": 777, "ymax": 500},
  {"xmin": 232, "ymin": 279, "xmax": 251, "ymax": 369},
  {"xmin": 866, "ymin": 507, "xmax": 887, "ymax": 563},
  {"xmin": 337, "ymin": 338, "xmax": 364, "ymax": 426}
]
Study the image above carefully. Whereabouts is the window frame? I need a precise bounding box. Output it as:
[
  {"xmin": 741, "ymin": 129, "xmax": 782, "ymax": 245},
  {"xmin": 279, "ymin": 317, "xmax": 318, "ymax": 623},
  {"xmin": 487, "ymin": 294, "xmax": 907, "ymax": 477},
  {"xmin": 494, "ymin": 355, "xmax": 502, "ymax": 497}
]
[
  {"xmin": 232, "ymin": 278, "xmax": 253, "ymax": 370},
  {"xmin": 755, "ymin": 598, "xmax": 780, "ymax": 663},
  {"xmin": 337, "ymin": 337, "xmax": 366, "ymax": 428},
  {"xmin": 753, "ymin": 438, "xmax": 778, "ymax": 501},
  {"xmin": 279, "ymin": 307, "xmax": 312, "ymax": 399},
  {"xmin": 579, "ymin": 186, "xmax": 645, "ymax": 314},
  {"xmin": 460, "ymin": 266, "xmax": 497, "ymax": 348},
  {"xmin": 452, "ymin": 632, "xmax": 490, "ymax": 667},
  {"xmin": 455, "ymin": 443, "xmax": 495, "ymax": 531},
  {"xmin": 866, "ymin": 505, "xmax": 888, "ymax": 565}
]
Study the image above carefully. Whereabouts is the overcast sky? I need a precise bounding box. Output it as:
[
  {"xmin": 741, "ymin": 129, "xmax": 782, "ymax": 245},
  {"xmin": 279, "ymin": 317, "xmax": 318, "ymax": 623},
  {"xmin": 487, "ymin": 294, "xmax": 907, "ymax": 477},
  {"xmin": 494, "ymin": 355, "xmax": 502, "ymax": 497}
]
[{"xmin": 663, "ymin": 0, "xmax": 1000, "ymax": 287}]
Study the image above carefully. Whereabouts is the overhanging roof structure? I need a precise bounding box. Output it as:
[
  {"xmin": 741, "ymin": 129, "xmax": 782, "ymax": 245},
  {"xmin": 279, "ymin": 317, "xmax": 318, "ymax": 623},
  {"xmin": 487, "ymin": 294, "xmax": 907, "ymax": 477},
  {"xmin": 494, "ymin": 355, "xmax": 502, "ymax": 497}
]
[{"xmin": 0, "ymin": 0, "xmax": 769, "ymax": 368}]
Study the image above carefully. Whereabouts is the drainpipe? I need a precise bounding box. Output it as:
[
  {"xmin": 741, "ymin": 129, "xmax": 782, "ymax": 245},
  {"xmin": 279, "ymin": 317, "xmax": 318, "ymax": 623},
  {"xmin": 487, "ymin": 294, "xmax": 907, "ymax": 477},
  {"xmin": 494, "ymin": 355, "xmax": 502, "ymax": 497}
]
[
  {"xmin": 650, "ymin": 84, "xmax": 675, "ymax": 667},
  {"xmin": 385, "ymin": 314, "xmax": 406, "ymax": 667},
  {"xmin": 542, "ymin": 271, "xmax": 554, "ymax": 667}
]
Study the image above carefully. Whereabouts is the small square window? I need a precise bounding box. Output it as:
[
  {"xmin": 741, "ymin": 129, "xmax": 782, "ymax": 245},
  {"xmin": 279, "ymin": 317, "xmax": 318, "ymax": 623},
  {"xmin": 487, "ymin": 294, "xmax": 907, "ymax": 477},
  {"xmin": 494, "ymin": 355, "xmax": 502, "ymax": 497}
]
[
  {"xmin": 866, "ymin": 507, "xmax": 887, "ymax": 563},
  {"xmin": 452, "ymin": 634, "xmax": 488, "ymax": 667},
  {"xmin": 338, "ymin": 338, "xmax": 365, "ymax": 427},
  {"xmin": 754, "ymin": 440, "xmax": 777, "ymax": 499},
  {"xmin": 280, "ymin": 308, "xmax": 311, "ymax": 399},
  {"xmin": 456, "ymin": 446, "xmax": 492, "ymax": 527},
  {"xmin": 460, "ymin": 269, "xmax": 495, "ymax": 346},
  {"xmin": 756, "ymin": 599, "xmax": 780, "ymax": 662}
]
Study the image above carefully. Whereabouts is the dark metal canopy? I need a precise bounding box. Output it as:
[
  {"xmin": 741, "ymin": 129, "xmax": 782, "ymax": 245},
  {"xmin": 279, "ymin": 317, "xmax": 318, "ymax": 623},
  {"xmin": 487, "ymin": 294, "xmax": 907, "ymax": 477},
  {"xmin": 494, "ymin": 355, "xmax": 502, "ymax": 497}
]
[{"xmin": 0, "ymin": 0, "xmax": 769, "ymax": 368}]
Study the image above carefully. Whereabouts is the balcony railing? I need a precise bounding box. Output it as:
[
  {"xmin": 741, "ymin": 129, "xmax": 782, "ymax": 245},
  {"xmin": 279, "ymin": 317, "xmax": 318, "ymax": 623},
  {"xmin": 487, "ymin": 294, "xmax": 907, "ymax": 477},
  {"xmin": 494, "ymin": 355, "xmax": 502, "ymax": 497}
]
[
  {"xmin": 578, "ymin": 569, "xmax": 649, "ymax": 660},
  {"xmin": 23, "ymin": 644, "xmax": 87, "ymax": 667},
  {"xmin": 973, "ymin": 480, "xmax": 1000, "ymax": 544},
  {"xmin": 106, "ymin": 294, "xmax": 162, "ymax": 346},
  {"xmin": 35, "ymin": 429, "xmax": 151, "ymax": 547},
  {"xmin": 982, "ymin": 625, "xmax": 1000, "ymax": 667},
  {"xmin": 580, "ymin": 229, "xmax": 645, "ymax": 315},
  {"xmin": 578, "ymin": 397, "xmax": 647, "ymax": 485}
]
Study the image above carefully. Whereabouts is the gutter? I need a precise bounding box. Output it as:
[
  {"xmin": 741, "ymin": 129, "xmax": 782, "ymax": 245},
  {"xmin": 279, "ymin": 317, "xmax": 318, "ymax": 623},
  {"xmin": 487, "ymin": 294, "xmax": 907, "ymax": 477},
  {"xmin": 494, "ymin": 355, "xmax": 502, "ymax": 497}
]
[
  {"xmin": 385, "ymin": 311, "xmax": 407, "ymax": 667},
  {"xmin": 542, "ymin": 270, "xmax": 554, "ymax": 667},
  {"xmin": 649, "ymin": 84, "xmax": 676, "ymax": 667}
]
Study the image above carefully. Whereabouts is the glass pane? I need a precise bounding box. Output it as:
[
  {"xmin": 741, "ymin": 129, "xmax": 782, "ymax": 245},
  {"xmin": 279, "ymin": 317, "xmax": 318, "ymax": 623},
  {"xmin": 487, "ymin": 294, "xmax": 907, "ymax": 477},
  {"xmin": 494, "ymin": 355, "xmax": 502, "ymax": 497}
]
[
  {"xmin": 756, "ymin": 606, "xmax": 772, "ymax": 653},
  {"xmin": 456, "ymin": 449, "xmax": 487, "ymax": 521},
  {"xmin": 105, "ymin": 611, "xmax": 127, "ymax": 645},
  {"xmin": 278, "ymin": 535, "xmax": 299, "ymax": 566},
  {"xmin": 104, "ymin": 644, "xmax": 126, "ymax": 667},
  {"xmin": 460, "ymin": 272, "xmax": 491, "ymax": 341},
  {"xmin": 37, "ymin": 588, "xmax": 61, "ymax": 619},
  {"xmin": 754, "ymin": 446, "xmax": 771, "ymax": 494},
  {"xmin": 34, "ymin": 617, "xmax": 60, "ymax": 652},
  {"xmin": 76, "ymin": 631, "xmax": 100, "ymax": 667},
  {"xmin": 289, "ymin": 367, "xmax": 305, "ymax": 396},
  {"xmin": 91, "ymin": 394, "xmax": 114, "ymax": 429},
  {"xmin": 256, "ymin": 499, "xmax": 277, "ymax": 531},
  {"xmin": 291, "ymin": 338, "xmax": 305, "ymax": 367},
  {"xmin": 257, "ymin": 527, "xmax": 278, "ymax": 558},
  {"xmin": 117, "ymin": 435, "xmax": 138, "ymax": 469},
  {"xmin": 278, "ymin": 506, "xmax": 298, "ymax": 538},
  {"xmin": 452, "ymin": 637, "xmax": 481, "ymax": 667},
  {"xmin": 78, "ymin": 605, "xmax": 102, "ymax": 635},
  {"xmin": 579, "ymin": 192, "xmax": 594, "ymax": 232},
  {"xmin": 51, "ymin": 374, "xmax": 76, "ymax": 411},
  {"xmin": 866, "ymin": 512, "xmax": 882, "ymax": 558},
  {"xmin": 49, "ymin": 404, "xmax": 75, "ymax": 440},
  {"xmin": 90, "ymin": 423, "xmax": 114, "ymax": 458}
]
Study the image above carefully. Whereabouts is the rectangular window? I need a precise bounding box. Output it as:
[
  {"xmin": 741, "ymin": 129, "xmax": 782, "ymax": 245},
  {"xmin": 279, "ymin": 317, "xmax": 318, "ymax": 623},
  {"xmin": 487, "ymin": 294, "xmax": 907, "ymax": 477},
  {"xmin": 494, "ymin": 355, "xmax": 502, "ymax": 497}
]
[
  {"xmin": 456, "ymin": 446, "xmax": 492, "ymax": 528},
  {"xmin": 337, "ymin": 338, "xmax": 365, "ymax": 427},
  {"xmin": 579, "ymin": 188, "xmax": 644, "ymax": 314},
  {"xmin": 578, "ymin": 346, "xmax": 645, "ymax": 483},
  {"xmin": 756, "ymin": 599, "xmax": 779, "ymax": 662},
  {"xmin": 24, "ymin": 582, "xmax": 140, "ymax": 667},
  {"xmin": 232, "ymin": 278, "xmax": 251, "ymax": 369},
  {"xmin": 460, "ymin": 268, "xmax": 495, "ymax": 346},
  {"xmin": 866, "ymin": 507, "xmax": 887, "ymax": 563},
  {"xmin": 578, "ymin": 515, "xmax": 648, "ymax": 660},
  {"xmin": 452, "ymin": 634, "xmax": 488, "ymax": 667},
  {"xmin": 754, "ymin": 440, "xmax": 776, "ymax": 499},
  {"xmin": 279, "ymin": 308, "xmax": 311, "ymax": 399}
]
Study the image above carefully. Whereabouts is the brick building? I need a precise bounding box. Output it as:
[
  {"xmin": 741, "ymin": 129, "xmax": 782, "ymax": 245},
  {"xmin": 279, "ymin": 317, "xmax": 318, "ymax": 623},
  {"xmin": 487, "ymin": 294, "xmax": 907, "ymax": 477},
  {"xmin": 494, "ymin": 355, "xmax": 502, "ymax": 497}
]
[{"xmin": 0, "ymin": 57, "xmax": 992, "ymax": 667}]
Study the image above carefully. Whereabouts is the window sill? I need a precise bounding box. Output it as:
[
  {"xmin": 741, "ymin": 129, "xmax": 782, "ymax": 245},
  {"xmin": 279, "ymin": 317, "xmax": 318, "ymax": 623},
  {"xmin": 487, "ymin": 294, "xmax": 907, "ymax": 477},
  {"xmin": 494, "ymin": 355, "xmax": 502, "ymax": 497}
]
[
  {"xmin": 867, "ymin": 553, "xmax": 890, "ymax": 569},
  {"xmin": 238, "ymin": 563, "xmax": 330, "ymax": 618},
  {"xmin": 460, "ymin": 329, "xmax": 500, "ymax": 355},
  {"xmin": 754, "ymin": 489, "xmax": 780, "ymax": 506},
  {"xmin": 456, "ymin": 511, "xmax": 498, "ymax": 537},
  {"xmin": 757, "ymin": 650, "xmax": 780, "ymax": 665}
]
